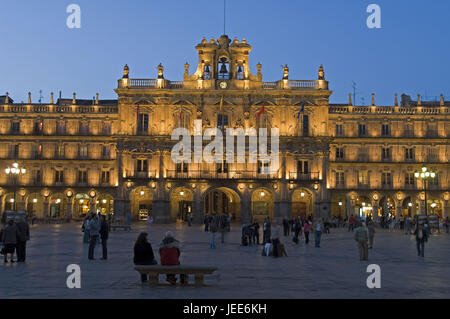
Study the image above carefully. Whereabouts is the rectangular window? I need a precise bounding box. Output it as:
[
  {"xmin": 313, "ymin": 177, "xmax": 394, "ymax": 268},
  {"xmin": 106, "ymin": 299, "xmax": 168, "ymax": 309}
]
[
  {"xmin": 12, "ymin": 122, "xmax": 20, "ymax": 134},
  {"xmin": 80, "ymin": 122, "xmax": 89, "ymax": 135},
  {"xmin": 34, "ymin": 122, "xmax": 43, "ymax": 134},
  {"xmin": 138, "ymin": 114, "xmax": 149, "ymax": 134},
  {"xmin": 302, "ymin": 115, "xmax": 309, "ymax": 136},
  {"xmin": 57, "ymin": 145, "xmax": 65, "ymax": 158},
  {"xmin": 137, "ymin": 159, "xmax": 148, "ymax": 172},
  {"xmin": 102, "ymin": 146, "xmax": 111, "ymax": 159},
  {"xmin": 358, "ymin": 124, "xmax": 366, "ymax": 136},
  {"xmin": 103, "ymin": 124, "xmax": 112, "ymax": 135},
  {"xmin": 336, "ymin": 172, "xmax": 345, "ymax": 186},
  {"xmin": 101, "ymin": 171, "xmax": 110, "ymax": 184},
  {"xmin": 33, "ymin": 170, "xmax": 41, "ymax": 184},
  {"xmin": 381, "ymin": 124, "xmax": 390, "ymax": 136},
  {"xmin": 297, "ymin": 160, "xmax": 309, "ymax": 174},
  {"xmin": 358, "ymin": 171, "xmax": 369, "ymax": 185},
  {"xmin": 57, "ymin": 122, "xmax": 66, "ymax": 135},
  {"xmin": 335, "ymin": 124, "xmax": 343, "ymax": 136},
  {"xmin": 382, "ymin": 148, "xmax": 391, "ymax": 161},
  {"xmin": 405, "ymin": 173, "xmax": 415, "ymax": 185},
  {"xmin": 55, "ymin": 170, "xmax": 64, "ymax": 183},
  {"xmin": 217, "ymin": 114, "xmax": 229, "ymax": 129},
  {"xmin": 336, "ymin": 148, "xmax": 344, "ymax": 160},
  {"xmin": 258, "ymin": 161, "xmax": 270, "ymax": 174},
  {"xmin": 405, "ymin": 148, "xmax": 414, "ymax": 161},
  {"xmin": 78, "ymin": 170, "xmax": 87, "ymax": 183},
  {"xmin": 382, "ymin": 172, "xmax": 392, "ymax": 185},
  {"xmin": 13, "ymin": 144, "xmax": 19, "ymax": 158},
  {"xmin": 79, "ymin": 145, "xmax": 88, "ymax": 158}
]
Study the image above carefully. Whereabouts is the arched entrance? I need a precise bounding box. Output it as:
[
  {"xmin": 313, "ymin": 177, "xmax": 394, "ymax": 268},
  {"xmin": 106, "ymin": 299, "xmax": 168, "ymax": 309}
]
[
  {"xmin": 97, "ymin": 193, "xmax": 114, "ymax": 217},
  {"xmin": 331, "ymin": 196, "xmax": 346, "ymax": 219},
  {"xmin": 292, "ymin": 188, "xmax": 314, "ymax": 220},
  {"xmin": 49, "ymin": 193, "xmax": 67, "ymax": 218},
  {"xmin": 170, "ymin": 186, "xmax": 193, "ymax": 222},
  {"xmin": 379, "ymin": 196, "xmax": 395, "ymax": 218},
  {"xmin": 4, "ymin": 193, "xmax": 16, "ymax": 211},
  {"xmin": 74, "ymin": 193, "xmax": 90, "ymax": 218},
  {"xmin": 204, "ymin": 187, "xmax": 241, "ymax": 222},
  {"xmin": 130, "ymin": 187, "xmax": 153, "ymax": 221},
  {"xmin": 26, "ymin": 192, "xmax": 44, "ymax": 218},
  {"xmin": 355, "ymin": 196, "xmax": 373, "ymax": 218},
  {"xmin": 252, "ymin": 188, "xmax": 274, "ymax": 222}
]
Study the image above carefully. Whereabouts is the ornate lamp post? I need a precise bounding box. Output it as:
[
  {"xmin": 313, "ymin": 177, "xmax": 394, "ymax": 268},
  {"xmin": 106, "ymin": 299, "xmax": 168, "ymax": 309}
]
[
  {"xmin": 414, "ymin": 166, "xmax": 436, "ymax": 216},
  {"xmin": 5, "ymin": 163, "xmax": 26, "ymax": 211}
]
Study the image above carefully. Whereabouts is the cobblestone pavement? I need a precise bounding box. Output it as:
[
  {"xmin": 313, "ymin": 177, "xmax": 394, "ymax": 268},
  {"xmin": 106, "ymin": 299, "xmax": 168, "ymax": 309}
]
[{"xmin": 0, "ymin": 222, "xmax": 449, "ymax": 299}]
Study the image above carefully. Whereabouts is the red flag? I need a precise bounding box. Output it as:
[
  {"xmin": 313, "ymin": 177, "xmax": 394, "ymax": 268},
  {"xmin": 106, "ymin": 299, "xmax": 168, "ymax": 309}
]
[{"xmin": 256, "ymin": 105, "xmax": 265, "ymax": 119}]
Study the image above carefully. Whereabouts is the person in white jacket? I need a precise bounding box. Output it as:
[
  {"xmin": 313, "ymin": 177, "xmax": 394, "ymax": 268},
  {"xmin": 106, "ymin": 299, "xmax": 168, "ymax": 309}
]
[{"xmin": 146, "ymin": 214, "xmax": 153, "ymax": 233}]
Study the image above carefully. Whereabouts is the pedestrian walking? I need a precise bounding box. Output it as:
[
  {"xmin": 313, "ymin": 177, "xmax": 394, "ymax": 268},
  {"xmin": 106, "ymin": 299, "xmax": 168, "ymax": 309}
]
[
  {"xmin": 270, "ymin": 219, "xmax": 281, "ymax": 258},
  {"xmin": 209, "ymin": 218, "xmax": 218, "ymax": 249},
  {"xmin": 15, "ymin": 216, "xmax": 30, "ymax": 262},
  {"xmin": 99, "ymin": 215, "xmax": 109, "ymax": 260},
  {"xmin": 348, "ymin": 215, "xmax": 356, "ymax": 232},
  {"xmin": 88, "ymin": 214, "xmax": 100, "ymax": 260},
  {"xmin": 204, "ymin": 215, "xmax": 210, "ymax": 232},
  {"xmin": 133, "ymin": 232, "xmax": 157, "ymax": 283},
  {"xmin": 367, "ymin": 221, "xmax": 375, "ymax": 249},
  {"xmin": 187, "ymin": 212, "xmax": 192, "ymax": 227},
  {"xmin": 1, "ymin": 219, "xmax": 20, "ymax": 263},
  {"xmin": 282, "ymin": 218, "xmax": 289, "ymax": 236},
  {"xmin": 414, "ymin": 224, "xmax": 428, "ymax": 257},
  {"xmin": 314, "ymin": 218, "xmax": 323, "ymax": 248},
  {"xmin": 219, "ymin": 214, "xmax": 228, "ymax": 244},
  {"xmin": 292, "ymin": 219, "xmax": 300, "ymax": 244},
  {"xmin": 304, "ymin": 221, "xmax": 311, "ymax": 244},
  {"xmin": 354, "ymin": 222, "xmax": 369, "ymax": 261}
]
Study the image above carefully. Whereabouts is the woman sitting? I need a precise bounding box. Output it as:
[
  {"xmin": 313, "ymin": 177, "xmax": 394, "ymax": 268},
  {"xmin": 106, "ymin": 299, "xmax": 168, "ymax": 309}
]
[
  {"xmin": 159, "ymin": 231, "xmax": 185, "ymax": 285},
  {"xmin": 133, "ymin": 232, "xmax": 157, "ymax": 283}
]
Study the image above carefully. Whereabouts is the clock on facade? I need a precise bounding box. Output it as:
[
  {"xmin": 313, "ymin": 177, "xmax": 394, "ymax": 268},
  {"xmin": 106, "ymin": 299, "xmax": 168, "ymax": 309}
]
[{"xmin": 219, "ymin": 81, "xmax": 228, "ymax": 89}]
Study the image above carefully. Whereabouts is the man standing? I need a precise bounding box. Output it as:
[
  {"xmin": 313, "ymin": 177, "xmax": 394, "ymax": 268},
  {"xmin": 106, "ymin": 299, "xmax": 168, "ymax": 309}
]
[
  {"xmin": 187, "ymin": 212, "xmax": 192, "ymax": 227},
  {"xmin": 348, "ymin": 215, "xmax": 356, "ymax": 232},
  {"xmin": 99, "ymin": 215, "xmax": 109, "ymax": 260},
  {"xmin": 210, "ymin": 218, "xmax": 217, "ymax": 249},
  {"xmin": 271, "ymin": 219, "xmax": 281, "ymax": 258},
  {"xmin": 414, "ymin": 224, "xmax": 428, "ymax": 257},
  {"xmin": 15, "ymin": 217, "xmax": 30, "ymax": 262},
  {"xmin": 219, "ymin": 213, "xmax": 227, "ymax": 244},
  {"xmin": 88, "ymin": 214, "xmax": 100, "ymax": 260},
  {"xmin": 354, "ymin": 222, "xmax": 369, "ymax": 261},
  {"xmin": 314, "ymin": 218, "xmax": 323, "ymax": 248},
  {"xmin": 252, "ymin": 220, "xmax": 260, "ymax": 245}
]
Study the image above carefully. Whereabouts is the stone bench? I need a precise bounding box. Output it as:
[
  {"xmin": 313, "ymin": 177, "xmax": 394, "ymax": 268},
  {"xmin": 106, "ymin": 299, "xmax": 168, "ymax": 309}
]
[{"xmin": 134, "ymin": 265, "xmax": 218, "ymax": 286}]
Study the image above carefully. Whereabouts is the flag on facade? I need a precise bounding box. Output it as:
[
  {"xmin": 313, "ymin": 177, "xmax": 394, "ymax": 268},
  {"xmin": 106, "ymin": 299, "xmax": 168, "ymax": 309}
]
[
  {"xmin": 296, "ymin": 103, "xmax": 305, "ymax": 119},
  {"xmin": 256, "ymin": 105, "xmax": 265, "ymax": 119},
  {"xmin": 219, "ymin": 96, "xmax": 224, "ymax": 112}
]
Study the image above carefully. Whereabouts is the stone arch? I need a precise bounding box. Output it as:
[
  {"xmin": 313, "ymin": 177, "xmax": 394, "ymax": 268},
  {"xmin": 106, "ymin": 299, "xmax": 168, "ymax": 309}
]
[
  {"xmin": 49, "ymin": 192, "xmax": 68, "ymax": 219},
  {"xmin": 130, "ymin": 186, "xmax": 153, "ymax": 220},
  {"xmin": 202, "ymin": 186, "xmax": 242, "ymax": 223},
  {"xmin": 97, "ymin": 193, "xmax": 115, "ymax": 217},
  {"xmin": 291, "ymin": 188, "xmax": 314, "ymax": 219},
  {"xmin": 379, "ymin": 195, "xmax": 395, "ymax": 218},
  {"xmin": 73, "ymin": 193, "xmax": 90, "ymax": 219},
  {"xmin": 25, "ymin": 192, "xmax": 44, "ymax": 218},
  {"xmin": 251, "ymin": 187, "xmax": 274, "ymax": 222},
  {"xmin": 170, "ymin": 186, "xmax": 194, "ymax": 223},
  {"xmin": 330, "ymin": 194, "xmax": 347, "ymax": 219}
]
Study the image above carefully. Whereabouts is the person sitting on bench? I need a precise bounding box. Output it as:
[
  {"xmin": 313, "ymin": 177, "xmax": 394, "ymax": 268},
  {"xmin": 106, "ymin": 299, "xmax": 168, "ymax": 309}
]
[
  {"xmin": 159, "ymin": 231, "xmax": 185, "ymax": 285},
  {"xmin": 133, "ymin": 232, "xmax": 157, "ymax": 283}
]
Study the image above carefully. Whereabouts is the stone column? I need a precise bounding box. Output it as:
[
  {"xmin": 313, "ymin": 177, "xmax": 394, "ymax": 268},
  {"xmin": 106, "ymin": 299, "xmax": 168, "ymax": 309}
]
[
  {"xmin": 66, "ymin": 197, "xmax": 73, "ymax": 221},
  {"xmin": 442, "ymin": 200, "xmax": 449, "ymax": 218},
  {"xmin": 240, "ymin": 189, "xmax": 251, "ymax": 224},
  {"xmin": 395, "ymin": 201, "xmax": 402, "ymax": 219},
  {"xmin": 193, "ymin": 187, "xmax": 203, "ymax": 225},
  {"xmin": 43, "ymin": 197, "xmax": 49, "ymax": 218},
  {"xmin": 90, "ymin": 197, "xmax": 96, "ymax": 213}
]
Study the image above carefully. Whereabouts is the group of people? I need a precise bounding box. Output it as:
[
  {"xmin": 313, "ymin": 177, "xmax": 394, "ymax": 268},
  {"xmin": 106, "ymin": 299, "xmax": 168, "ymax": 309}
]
[
  {"xmin": 0, "ymin": 217, "xmax": 30, "ymax": 263},
  {"xmin": 133, "ymin": 231, "xmax": 184, "ymax": 284},
  {"xmin": 204, "ymin": 214, "xmax": 231, "ymax": 249},
  {"xmin": 81, "ymin": 212, "xmax": 109, "ymax": 260}
]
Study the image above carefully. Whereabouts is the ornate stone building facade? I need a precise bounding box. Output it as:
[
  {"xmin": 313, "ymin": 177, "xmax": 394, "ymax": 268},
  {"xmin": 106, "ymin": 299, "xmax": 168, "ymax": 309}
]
[{"xmin": 1, "ymin": 35, "xmax": 449, "ymax": 223}]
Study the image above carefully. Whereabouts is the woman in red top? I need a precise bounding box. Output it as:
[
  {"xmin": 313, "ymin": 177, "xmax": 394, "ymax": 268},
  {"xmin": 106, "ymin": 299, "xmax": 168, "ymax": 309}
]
[
  {"xmin": 303, "ymin": 221, "xmax": 312, "ymax": 244},
  {"xmin": 159, "ymin": 231, "xmax": 185, "ymax": 285}
]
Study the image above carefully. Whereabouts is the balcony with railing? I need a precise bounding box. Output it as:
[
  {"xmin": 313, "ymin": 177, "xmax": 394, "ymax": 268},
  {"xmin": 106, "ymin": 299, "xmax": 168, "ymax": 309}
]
[
  {"xmin": 165, "ymin": 170, "xmax": 280, "ymax": 180},
  {"xmin": 288, "ymin": 172, "xmax": 320, "ymax": 181}
]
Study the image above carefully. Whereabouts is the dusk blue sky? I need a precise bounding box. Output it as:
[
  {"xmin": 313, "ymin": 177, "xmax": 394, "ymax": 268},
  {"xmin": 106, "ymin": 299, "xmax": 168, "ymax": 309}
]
[{"xmin": 0, "ymin": 0, "xmax": 449, "ymax": 105}]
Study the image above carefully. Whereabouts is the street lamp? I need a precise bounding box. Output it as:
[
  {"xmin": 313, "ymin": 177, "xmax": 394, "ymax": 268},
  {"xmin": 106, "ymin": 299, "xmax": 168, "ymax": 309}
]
[
  {"xmin": 414, "ymin": 166, "xmax": 436, "ymax": 216},
  {"xmin": 5, "ymin": 163, "xmax": 26, "ymax": 211}
]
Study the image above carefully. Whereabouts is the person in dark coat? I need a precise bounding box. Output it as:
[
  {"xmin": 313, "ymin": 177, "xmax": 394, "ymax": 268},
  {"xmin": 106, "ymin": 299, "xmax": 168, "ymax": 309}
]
[
  {"xmin": 15, "ymin": 217, "xmax": 30, "ymax": 262},
  {"xmin": 1, "ymin": 219, "xmax": 20, "ymax": 263},
  {"xmin": 414, "ymin": 224, "xmax": 429, "ymax": 257},
  {"xmin": 99, "ymin": 215, "xmax": 109, "ymax": 260},
  {"xmin": 133, "ymin": 232, "xmax": 157, "ymax": 282}
]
